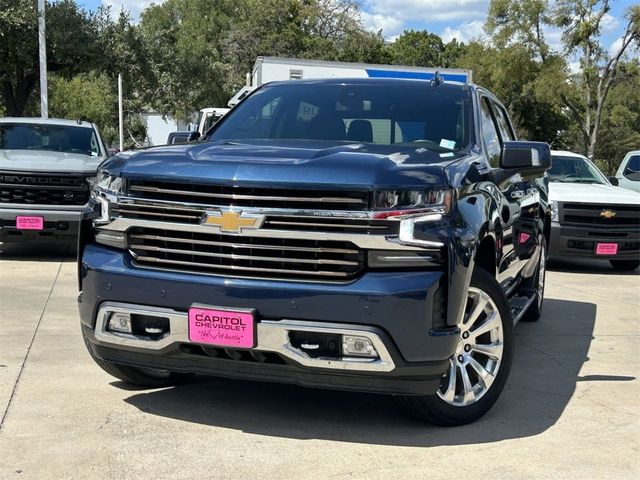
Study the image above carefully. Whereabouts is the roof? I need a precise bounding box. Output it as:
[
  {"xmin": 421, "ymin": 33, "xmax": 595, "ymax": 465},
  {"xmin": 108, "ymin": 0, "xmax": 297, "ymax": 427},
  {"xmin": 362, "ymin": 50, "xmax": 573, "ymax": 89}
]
[
  {"xmin": 551, "ymin": 150, "xmax": 588, "ymax": 159},
  {"xmin": 0, "ymin": 117, "xmax": 94, "ymax": 128},
  {"xmin": 261, "ymin": 77, "xmax": 470, "ymax": 90}
]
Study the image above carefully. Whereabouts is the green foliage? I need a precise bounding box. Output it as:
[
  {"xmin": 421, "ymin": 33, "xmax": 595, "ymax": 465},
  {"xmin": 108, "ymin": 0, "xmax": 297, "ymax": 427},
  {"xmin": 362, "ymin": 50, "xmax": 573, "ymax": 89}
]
[
  {"xmin": 388, "ymin": 31, "xmax": 467, "ymax": 68},
  {"xmin": 49, "ymin": 72, "xmax": 115, "ymax": 126},
  {"xmin": 0, "ymin": 0, "xmax": 109, "ymax": 116},
  {"xmin": 459, "ymin": 42, "xmax": 568, "ymax": 143}
]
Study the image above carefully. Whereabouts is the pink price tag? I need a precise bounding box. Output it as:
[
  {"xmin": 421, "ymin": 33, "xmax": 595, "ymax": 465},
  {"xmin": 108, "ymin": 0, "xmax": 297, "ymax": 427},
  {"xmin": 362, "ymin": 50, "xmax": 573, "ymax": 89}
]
[
  {"xmin": 188, "ymin": 307, "xmax": 255, "ymax": 348},
  {"xmin": 16, "ymin": 216, "xmax": 44, "ymax": 230},
  {"xmin": 595, "ymin": 243, "xmax": 618, "ymax": 255}
]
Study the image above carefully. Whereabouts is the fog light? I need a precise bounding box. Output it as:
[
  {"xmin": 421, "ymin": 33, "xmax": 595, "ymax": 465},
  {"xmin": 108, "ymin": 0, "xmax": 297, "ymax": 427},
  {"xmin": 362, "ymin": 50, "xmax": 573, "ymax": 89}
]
[
  {"xmin": 342, "ymin": 335, "xmax": 378, "ymax": 358},
  {"xmin": 107, "ymin": 312, "xmax": 131, "ymax": 333}
]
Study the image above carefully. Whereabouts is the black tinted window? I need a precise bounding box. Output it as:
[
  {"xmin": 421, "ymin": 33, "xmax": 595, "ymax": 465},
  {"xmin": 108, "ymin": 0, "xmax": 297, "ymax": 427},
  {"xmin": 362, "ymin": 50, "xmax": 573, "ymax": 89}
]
[
  {"xmin": 0, "ymin": 123, "xmax": 100, "ymax": 156},
  {"xmin": 625, "ymin": 155, "xmax": 640, "ymax": 172},
  {"xmin": 479, "ymin": 98, "xmax": 501, "ymax": 167},
  {"xmin": 211, "ymin": 83, "xmax": 472, "ymax": 151}
]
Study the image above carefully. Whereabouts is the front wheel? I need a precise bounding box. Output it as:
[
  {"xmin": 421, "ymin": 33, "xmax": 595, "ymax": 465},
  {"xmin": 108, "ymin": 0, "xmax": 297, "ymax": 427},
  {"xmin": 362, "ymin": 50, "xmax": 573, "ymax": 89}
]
[
  {"xmin": 395, "ymin": 268, "xmax": 514, "ymax": 426},
  {"xmin": 609, "ymin": 260, "xmax": 640, "ymax": 271},
  {"xmin": 82, "ymin": 329, "xmax": 193, "ymax": 388}
]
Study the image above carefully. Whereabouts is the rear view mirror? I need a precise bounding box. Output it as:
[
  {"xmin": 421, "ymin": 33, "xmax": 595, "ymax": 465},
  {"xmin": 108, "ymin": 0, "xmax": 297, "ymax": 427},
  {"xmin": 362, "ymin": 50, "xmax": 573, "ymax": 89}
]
[{"xmin": 501, "ymin": 141, "xmax": 551, "ymax": 174}]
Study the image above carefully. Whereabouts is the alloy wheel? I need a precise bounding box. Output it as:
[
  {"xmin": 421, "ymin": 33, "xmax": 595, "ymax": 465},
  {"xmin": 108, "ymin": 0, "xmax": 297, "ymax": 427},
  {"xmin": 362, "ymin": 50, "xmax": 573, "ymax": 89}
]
[{"xmin": 437, "ymin": 287, "xmax": 504, "ymax": 407}]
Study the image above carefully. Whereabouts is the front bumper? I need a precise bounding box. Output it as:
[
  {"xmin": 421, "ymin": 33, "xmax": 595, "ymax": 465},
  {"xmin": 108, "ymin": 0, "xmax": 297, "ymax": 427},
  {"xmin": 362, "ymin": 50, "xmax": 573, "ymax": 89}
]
[
  {"xmin": 79, "ymin": 244, "xmax": 458, "ymax": 395},
  {"xmin": 549, "ymin": 222, "xmax": 640, "ymax": 260},
  {"xmin": 0, "ymin": 204, "xmax": 83, "ymax": 242}
]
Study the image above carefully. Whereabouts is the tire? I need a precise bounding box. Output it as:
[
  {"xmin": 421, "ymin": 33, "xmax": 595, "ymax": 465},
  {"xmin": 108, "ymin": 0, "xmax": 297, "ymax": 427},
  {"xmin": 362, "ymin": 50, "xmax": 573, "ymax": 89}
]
[
  {"xmin": 82, "ymin": 328, "xmax": 193, "ymax": 388},
  {"xmin": 522, "ymin": 237, "xmax": 547, "ymax": 322},
  {"xmin": 609, "ymin": 260, "xmax": 640, "ymax": 271},
  {"xmin": 395, "ymin": 268, "xmax": 514, "ymax": 426}
]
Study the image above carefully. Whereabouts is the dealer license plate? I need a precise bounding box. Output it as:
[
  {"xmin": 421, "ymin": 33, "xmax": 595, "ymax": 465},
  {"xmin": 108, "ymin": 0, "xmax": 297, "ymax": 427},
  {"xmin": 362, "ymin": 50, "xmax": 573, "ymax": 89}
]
[
  {"xmin": 16, "ymin": 216, "xmax": 44, "ymax": 230},
  {"xmin": 188, "ymin": 306, "xmax": 256, "ymax": 348},
  {"xmin": 595, "ymin": 243, "xmax": 618, "ymax": 255}
]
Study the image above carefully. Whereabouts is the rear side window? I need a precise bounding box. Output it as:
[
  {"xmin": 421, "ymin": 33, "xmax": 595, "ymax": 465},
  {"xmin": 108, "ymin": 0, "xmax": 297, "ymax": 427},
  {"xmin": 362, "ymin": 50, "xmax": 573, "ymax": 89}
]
[{"xmin": 479, "ymin": 98, "xmax": 502, "ymax": 167}]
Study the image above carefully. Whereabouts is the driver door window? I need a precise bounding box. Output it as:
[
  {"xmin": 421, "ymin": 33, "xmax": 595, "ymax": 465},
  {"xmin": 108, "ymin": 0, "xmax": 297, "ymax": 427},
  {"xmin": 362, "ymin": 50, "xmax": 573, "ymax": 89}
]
[{"xmin": 480, "ymin": 97, "xmax": 502, "ymax": 168}]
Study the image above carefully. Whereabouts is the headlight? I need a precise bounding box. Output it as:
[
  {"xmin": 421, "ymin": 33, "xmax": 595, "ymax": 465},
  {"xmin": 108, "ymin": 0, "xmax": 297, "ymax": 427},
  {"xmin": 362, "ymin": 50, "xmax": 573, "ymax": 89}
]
[
  {"xmin": 550, "ymin": 200, "xmax": 558, "ymax": 221},
  {"xmin": 373, "ymin": 189, "xmax": 453, "ymax": 217},
  {"xmin": 95, "ymin": 170, "xmax": 123, "ymax": 194}
]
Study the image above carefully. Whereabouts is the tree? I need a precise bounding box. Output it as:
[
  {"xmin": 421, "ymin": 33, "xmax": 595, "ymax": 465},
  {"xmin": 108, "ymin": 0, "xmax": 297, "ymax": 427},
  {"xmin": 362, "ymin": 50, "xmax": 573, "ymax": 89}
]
[
  {"xmin": 487, "ymin": 0, "xmax": 640, "ymax": 158},
  {"xmin": 389, "ymin": 30, "xmax": 444, "ymax": 66},
  {"xmin": 0, "ymin": 0, "xmax": 108, "ymax": 116},
  {"xmin": 588, "ymin": 60, "xmax": 640, "ymax": 174},
  {"xmin": 49, "ymin": 71, "xmax": 115, "ymax": 126},
  {"xmin": 554, "ymin": 1, "xmax": 640, "ymax": 158},
  {"xmin": 459, "ymin": 42, "xmax": 567, "ymax": 143}
]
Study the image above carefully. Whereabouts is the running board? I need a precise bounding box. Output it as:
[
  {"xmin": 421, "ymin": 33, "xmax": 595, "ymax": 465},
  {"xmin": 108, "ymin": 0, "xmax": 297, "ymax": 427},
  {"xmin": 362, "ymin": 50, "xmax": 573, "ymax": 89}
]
[{"xmin": 509, "ymin": 293, "xmax": 536, "ymax": 325}]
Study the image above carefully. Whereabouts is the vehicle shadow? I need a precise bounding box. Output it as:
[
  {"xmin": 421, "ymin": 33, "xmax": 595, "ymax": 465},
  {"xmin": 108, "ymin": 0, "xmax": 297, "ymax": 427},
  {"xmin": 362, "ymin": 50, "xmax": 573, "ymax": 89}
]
[
  {"xmin": 548, "ymin": 257, "xmax": 639, "ymax": 275},
  {"xmin": 121, "ymin": 298, "xmax": 628, "ymax": 446},
  {"xmin": 0, "ymin": 241, "xmax": 75, "ymax": 261}
]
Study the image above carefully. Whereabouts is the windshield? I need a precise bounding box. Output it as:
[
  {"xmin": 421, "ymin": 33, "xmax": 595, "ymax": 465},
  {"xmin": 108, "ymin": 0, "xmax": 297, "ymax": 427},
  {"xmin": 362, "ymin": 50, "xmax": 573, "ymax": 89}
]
[
  {"xmin": 549, "ymin": 155, "xmax": 609, "ymax": 185},
  {"xmin": 209, "ymin": 83, "xmax": 472, "ymax": 152},
  {"xmin": 0, "ymin": 123, "xmax": 101, "ymax": 157}
]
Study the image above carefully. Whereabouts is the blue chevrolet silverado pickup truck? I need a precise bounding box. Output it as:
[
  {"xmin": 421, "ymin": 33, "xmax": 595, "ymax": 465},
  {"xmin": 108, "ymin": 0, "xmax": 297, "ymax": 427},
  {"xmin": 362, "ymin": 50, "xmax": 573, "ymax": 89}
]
[{"xmin": 78, "ymin": 78, "xmax": 551, "ymax": 425}]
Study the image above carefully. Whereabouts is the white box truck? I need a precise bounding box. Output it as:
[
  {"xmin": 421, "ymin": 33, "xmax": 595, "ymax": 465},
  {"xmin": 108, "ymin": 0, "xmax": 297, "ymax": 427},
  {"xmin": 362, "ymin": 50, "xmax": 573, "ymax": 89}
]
[{"xmin": 228, "ymin": 56, "xmax": 472, "ymax": 106}]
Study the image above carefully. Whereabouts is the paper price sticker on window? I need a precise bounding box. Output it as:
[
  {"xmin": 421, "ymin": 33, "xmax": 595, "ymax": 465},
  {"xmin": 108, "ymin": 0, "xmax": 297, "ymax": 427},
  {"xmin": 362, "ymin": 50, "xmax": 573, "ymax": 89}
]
[{"xmin": 439, "ymin": 139, "xmax": 456, "ymax": 150}]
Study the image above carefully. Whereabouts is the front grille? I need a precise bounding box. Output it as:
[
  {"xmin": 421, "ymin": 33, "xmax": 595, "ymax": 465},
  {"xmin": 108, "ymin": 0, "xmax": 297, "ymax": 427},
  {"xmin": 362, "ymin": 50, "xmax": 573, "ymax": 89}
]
[
  {"xmin": 127, "ymin": 227, "xmax": 365, "ymax": 280},
  {"xmin": 0, "ymin": 173, "xmax": 90, "ymax": 206},
  {"xmin": 126, "ymin": 180, "xmax": 370, "ymax": 211},
  {"xmin": 111, "ymin": 203, "xmax": 397, "ymax": 234},
  {"xmin": 560, "ymin": 203, "xmax": 640, "ymax": 228}
]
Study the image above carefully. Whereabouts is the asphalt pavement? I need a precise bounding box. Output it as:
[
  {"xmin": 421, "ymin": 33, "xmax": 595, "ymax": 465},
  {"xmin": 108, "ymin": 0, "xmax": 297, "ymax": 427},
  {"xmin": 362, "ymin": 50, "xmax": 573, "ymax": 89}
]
[{"xmin": 0, "ymin": 242, "xmax": 638, "ymax": 479}]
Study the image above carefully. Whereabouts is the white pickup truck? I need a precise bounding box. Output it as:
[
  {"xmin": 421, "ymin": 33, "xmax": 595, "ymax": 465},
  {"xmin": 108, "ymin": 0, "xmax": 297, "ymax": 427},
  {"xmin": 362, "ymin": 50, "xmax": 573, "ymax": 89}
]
[
  {"xmin": 0, "ymin": 117, "xmax": 107, "ymax": 243},
  {"xmin": 548, "ymin": 150, "xmax": 640, "ymax": 271}
]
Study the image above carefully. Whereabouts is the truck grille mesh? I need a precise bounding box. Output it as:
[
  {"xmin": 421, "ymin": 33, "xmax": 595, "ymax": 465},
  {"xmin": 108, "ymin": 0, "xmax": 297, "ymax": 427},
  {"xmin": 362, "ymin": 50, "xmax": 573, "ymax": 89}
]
[
  {"xmin": 0, "ymin": 174, "xmax": 90, "ymax": 205},
  {"xmin": 127, "ymin": 227, "xmax": 365, "ymax": 280},
  {"xmin": 560, "ymin": 203, "xmax": 640, "ymax": 228}
]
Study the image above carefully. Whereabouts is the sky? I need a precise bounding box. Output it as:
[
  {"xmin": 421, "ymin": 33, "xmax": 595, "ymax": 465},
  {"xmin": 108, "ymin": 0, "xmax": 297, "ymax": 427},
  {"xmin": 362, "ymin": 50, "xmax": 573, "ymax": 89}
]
[{"xmin": 77, "ymin": 0, "xmax": 637, "ymax": 57}]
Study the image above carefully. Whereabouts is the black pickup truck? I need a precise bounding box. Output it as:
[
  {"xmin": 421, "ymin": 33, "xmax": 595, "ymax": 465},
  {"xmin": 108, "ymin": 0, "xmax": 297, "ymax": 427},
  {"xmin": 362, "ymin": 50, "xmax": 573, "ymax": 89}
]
[{"xmin": 79, "ymin": 77, "xmax": 551, "ymax": 425}]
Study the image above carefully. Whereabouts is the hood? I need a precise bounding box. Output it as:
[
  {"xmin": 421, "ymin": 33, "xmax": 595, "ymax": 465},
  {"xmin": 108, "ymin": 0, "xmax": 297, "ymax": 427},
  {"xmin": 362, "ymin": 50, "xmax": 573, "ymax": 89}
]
[
  {"xmin": 549, "ymin": 181, "xmax": 640, "ymax": 205},
  {"xmin": 102, "ymin": 140, "xmax": 460, "ymax": 189},
  {"xmin": 0, "ymin": 149, "xmax": 104, "ymax": 174}
]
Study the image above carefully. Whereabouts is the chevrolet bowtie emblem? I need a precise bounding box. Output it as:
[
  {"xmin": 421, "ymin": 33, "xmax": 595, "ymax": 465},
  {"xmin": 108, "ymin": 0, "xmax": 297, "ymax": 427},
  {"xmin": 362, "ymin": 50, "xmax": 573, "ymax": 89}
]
[
  {"xmin": 600, "ymin": 210, "xmax": 617, "ymax": 219},
  {"xmin": 201, "ymin": 210, "xmax": 265, "ymax": 233}
]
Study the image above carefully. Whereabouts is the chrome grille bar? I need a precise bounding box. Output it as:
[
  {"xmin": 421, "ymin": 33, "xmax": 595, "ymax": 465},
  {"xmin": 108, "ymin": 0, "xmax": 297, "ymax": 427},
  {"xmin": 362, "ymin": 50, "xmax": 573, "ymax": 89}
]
[
  {"xmin": 129, "ymin": 185, "xmax": 366, "ymax": 204},
  {"xmin": 130, "ymin": 244, "xmax": 360, "ymax": 266},
  {"xmin": 133, "ymin": 255, "xmax": 353, "ymax": 278},
  {"xmin": 129, "ymin": 233, "xmax": 359, "ymax": 254}
]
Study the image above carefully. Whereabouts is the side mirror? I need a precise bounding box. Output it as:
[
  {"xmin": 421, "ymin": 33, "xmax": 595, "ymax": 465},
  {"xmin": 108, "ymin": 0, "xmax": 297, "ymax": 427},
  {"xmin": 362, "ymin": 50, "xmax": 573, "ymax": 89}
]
[
  {"xmin": 187, "ymin": 123, "xmax": 198, "ymax": 132},
  {"xmin": 608, "ymin": 176, "xmax": 619, "ymax": 186},
  {"xmin": 500, "ymin": 141, "xmax": 551, "ymax": 173}
]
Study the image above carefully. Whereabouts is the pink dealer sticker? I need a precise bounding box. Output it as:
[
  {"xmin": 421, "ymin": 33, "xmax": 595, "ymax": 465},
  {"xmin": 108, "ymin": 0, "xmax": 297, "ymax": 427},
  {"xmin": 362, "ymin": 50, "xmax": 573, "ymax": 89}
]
[
  {"xmin": 188, "ymin": 307, "xmax": 255, "ymax": 348},
  {"xmin": 16, "ymin": 216, "xmax": 44, "ymax": 230},
  {"xmin": 595, "ymin": 243, "xmax": 618, "ymax": 256}
]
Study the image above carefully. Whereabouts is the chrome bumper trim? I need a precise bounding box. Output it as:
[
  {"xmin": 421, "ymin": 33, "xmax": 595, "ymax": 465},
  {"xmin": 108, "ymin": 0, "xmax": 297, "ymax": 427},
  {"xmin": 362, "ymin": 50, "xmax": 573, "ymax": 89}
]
[
  {"xmin": 94, "ymin": 302, "xmax": 396, "ymax": 372},
  {"xmin": 98, "ymin": 217, "xmax": 426, "ymax": 251}
]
